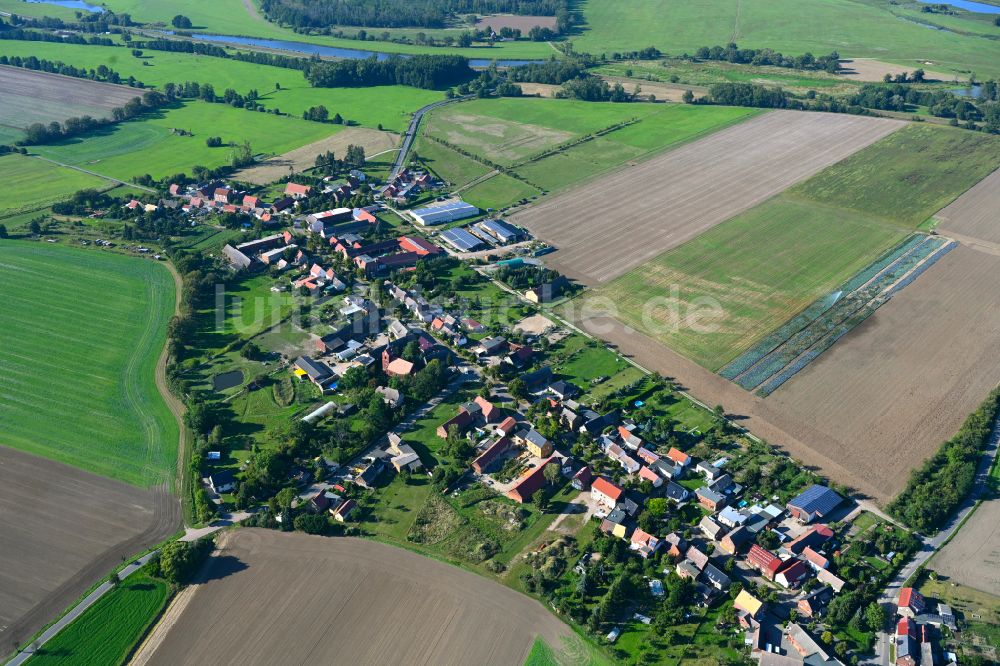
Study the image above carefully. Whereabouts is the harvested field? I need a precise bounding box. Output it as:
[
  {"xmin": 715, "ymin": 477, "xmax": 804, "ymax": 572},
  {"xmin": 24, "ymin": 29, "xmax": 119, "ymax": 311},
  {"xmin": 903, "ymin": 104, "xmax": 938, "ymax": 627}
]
[
  {"xmin": 512, "ymin": 111, "xmax": 903, "ymax": 285},
  {"xmin": 598, "ymin": 76, "xmax": 694, "ymax": 102},
  {"xmin": 836, "ymin": 58, "xmax": 955, "ymax": 82},
  {"xmin": 0, "ymin": 65, "xmax": 141, "ymax": 132},
  {"xmin": 935, "ymin": 168, "xmax": 1000, "ymax": 248},
  {"xmin": 766, "ymin": 245, "xmax": 1000, "ymax": 500},
  {"xmin": 931, "ymin": 499, "xmax": 1000, "ymax": 596},
  {"xmin": 475, "ymin": 14, "xmax": 559, "ymax": 31},
  {"xmin": 140, "ymin": 529, "xmax": 581, "ymax": 666},
  {"xmin": 233, "ymin": 128, "xmax": 397, "ymax": 185},
  {"xmin": 517, "ymin": 82, "xmax": 562, "ymax": 98},
  {"xmin": 0, "ymin": 447, "xmax": 178, "ymax": 655}
]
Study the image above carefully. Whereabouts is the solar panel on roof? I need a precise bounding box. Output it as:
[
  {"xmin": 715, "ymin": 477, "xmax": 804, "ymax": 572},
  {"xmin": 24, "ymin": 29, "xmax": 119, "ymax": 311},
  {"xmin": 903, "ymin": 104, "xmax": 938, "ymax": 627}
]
[{"xmin": 440, "ymin": 228, "xmax": 483, "ymax": 252}]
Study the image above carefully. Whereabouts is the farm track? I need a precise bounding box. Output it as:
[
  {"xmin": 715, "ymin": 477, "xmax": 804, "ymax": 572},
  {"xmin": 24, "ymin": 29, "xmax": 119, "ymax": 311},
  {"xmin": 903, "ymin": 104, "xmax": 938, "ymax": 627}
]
[
  {"xmin": 30, "ymin": 155, "xmax": 156, "ymax": 193},
  {"xmin": 140, "ymin": 530, "xmax": 579, "ymax": 666},
  {"xmin": 511, "ymin": 111, "xmax": 904, "ymax": 285}
]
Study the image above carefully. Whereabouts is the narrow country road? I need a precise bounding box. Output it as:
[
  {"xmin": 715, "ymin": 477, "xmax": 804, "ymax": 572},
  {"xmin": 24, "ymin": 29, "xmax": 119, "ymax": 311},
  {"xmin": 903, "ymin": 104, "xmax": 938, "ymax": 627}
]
[
  {"xmin": 30, "ymin": 155, "xmax": 156, "ymax": 193},
  {"xmin": 389, "ymin": 96, "xmax": 470, "ymax": 182}
]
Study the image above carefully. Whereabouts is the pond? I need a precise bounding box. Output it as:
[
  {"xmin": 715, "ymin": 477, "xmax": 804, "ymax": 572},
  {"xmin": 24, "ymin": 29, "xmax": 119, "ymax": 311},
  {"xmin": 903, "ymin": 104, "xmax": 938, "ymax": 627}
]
[
  {"xmin": 952, "ymin": 85, "xmax": 983, "ymax": 98},
  {"xmin": 24, "ymin": 0, "xmax": 105, "ymax": 12},
  {"xmin": 172, "ymin": 32, "xmax": 541, "ymax": 67},
  {"xmin": 213, "ymin": 369, "xmax": 245, "ymax": 392},
  {"xmin": 918, "ymin": 0, "xmax": 1000, "ymax": 14}
]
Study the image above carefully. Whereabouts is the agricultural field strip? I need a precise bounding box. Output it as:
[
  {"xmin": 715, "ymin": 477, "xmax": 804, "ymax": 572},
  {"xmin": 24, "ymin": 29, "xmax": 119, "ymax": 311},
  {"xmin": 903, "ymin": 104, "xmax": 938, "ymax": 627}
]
[
  {"xmin": 143, "ymin": 530, "xmax": 578, "ymax": 666},
  {"xmin": 0, "ymin": 244, "xmax": 177, "ymax": 486},
  {"xmin": 511, "ymin": 111, "xmax": 904, "ymax": 285},
  {"xmin": 723, "ymin": 234, "xmax": 954, "ymax": 392},
  {"xmin": 935, "ymin": 168, "xmax": 1000, "ymax": 246},
  {"xmin": 0, "ymin": 65, "xmax": 142, "ymax": 129}
]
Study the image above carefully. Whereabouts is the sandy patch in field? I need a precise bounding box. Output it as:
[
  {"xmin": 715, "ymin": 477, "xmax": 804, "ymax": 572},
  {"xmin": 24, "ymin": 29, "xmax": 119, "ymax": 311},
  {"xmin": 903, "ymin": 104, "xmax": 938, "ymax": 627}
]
[
  {"xmin": 935, "ymin": 168, "xmax": 1000, "ymax": 247},
  {"xmin": 512, "ymin": 110, "xmax": 903, "ymax": 285},
  {"xmin": 0, "ymin": 447, "xmax": 178, "ymax": 652},
  {"xmin": 234, "ymin": 128, "xmax": 397, "ymax": 185},
  {"xmin": 475, "ymin": 15, "xmax": 558, "ymax": 31},
  {"xmin": 141, "ymin": 529, "xmax": 577, "ymax": 666},
  {"xmin": 931, "ymin": 499, "xmax": 1000, "ymax": 596},
  {"xmin": 514, "ymin": 313, "xmax": 556, "ymax": 335},
  {"xmin": 517, "ymin": 82, "xmax": 562, "ymax": 97},
  {"xmin": 598, "ymin": 76, "xmax": 699, "ymax": 102},
  {"xmin": 837, "ymin": 59, "xmax": 955, "ymax": 82}
]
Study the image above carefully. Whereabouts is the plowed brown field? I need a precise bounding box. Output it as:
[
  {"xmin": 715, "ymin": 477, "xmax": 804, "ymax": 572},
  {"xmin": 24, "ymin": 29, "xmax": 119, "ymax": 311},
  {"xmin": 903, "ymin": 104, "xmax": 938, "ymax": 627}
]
[
  {"xmin": 0, "ymin": 447, "xmax": 178, "ymax": 655},
  {"xmin": 935, "ymin": 168, "xmax": 1000, "ymax": 249},
  {"xmin": 510, "ymin": 110, "xmax": 903, "ymax": 285},
  {"xmin": 140, "ymin": 529, "xmax": 579, "ymax": 666}
]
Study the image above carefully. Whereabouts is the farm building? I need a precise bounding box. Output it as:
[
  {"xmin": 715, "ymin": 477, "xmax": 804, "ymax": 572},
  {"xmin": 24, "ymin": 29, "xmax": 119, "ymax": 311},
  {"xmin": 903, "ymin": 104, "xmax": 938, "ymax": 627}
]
[
  {"xmin": 222, "ymin": 244, "xmax": 253, "ymax": 270},
  {"xmin": 476, "ymin": 218, "xmax": 525, "ymax": 244},
  {"xmin": 293, "ymin": 356, "xmax": 335, "ymax": 389},
  {"xmin": 410, "ymin": 200, "xmax": 479, "ymax": 226},
  {"xmin": 471, "ymin": 436, "xmax": 515, "ymax": 474},
  {"xmin": 506, "ymin": 458, "xmax": 555, "ymax": 503},
  {"xmin": 439, "ymin": 227, "xmax": 487, "ymax": 252},
  {"xmin": 787, "ymin": 485, "xmax": 843, "ymax": 523}
]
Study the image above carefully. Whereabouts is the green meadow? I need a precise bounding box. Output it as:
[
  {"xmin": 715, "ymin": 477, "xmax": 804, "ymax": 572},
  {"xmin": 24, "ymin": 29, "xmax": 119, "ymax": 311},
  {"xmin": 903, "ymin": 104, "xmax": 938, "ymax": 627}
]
[
  {"xmin": 574, "ymin": 0, "xmax": 1000, "ymax": 77},
  {"xmin": 0, "ymin": 242, "xmax": 178, "ymax": 486},
  {"xmin": 26, "ymin": 573, "xmax": 170, "ymax": 666},
  {"xmin": 30, "ymin": 101, "xmax": 334, "ymax": 182},
  {"xmin": 595, "ymin": 124, "xmax": 1000, "ymax": 370},
  {"xmin": 0, "ymin": 154, "xmax": 111, "ymax": 217},
  {"xmin": 0, "ymin": 40, "xmax": 441, "ymax": 131}
]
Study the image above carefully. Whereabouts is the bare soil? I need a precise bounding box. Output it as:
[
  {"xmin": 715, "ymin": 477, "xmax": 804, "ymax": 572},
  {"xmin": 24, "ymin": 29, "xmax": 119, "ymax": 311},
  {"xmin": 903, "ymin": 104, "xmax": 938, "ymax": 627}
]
[
  {"xmin": 0, "ymin": 447, "xmax": 179, "ymax": 655},
  {"xmin": 233, "ymin": 128, "xmax": 397, "ymax": 185},
  {"xmin": 517, "ymin": 82, "xmax": 562, "ymax": 97},
  {"xmin": 598, "ymin": 76, "xmax": 700, "ymax": 102},
  {"xmin": 0, "ymin": 65, "xmax": 142, "ymax": 129},
  {"xmin": 474, "ymin": 15, "xmax": 558, "ymax": 31},
  {"xmin": 511, "ymin": 110, "xmax": 903, "ymax": 285},
  {"xmin": 572, "ymin": 244, "xmax": 1000, "ymax": 503},
  {"xmin": 141, "ymin": 529, "xmax": 578, "ymax": 666},
  {"xmin": 932, "ymin": 499, "xmax": 1000, "ymax": 596},
  {"xmin": 514, "ymin": 313, "xmax": 556, "ymax": 335},
  {"xmin": 935, "ymin": 168, "xmax": 1000, "ymax": 248},
  {"xmin": 836, "ymin": 59, "xmax": 955, "ymax": 82}
]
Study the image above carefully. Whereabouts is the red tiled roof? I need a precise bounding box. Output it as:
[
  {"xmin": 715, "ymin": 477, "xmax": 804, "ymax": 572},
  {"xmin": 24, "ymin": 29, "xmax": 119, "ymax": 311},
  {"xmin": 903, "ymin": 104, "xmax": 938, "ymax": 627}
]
[
  {"xmin": 666, "ymin": 447, "xmax": 690, "ymax": 464},
  {"xmin": 285, "ymin": 183, "xmax": 312, "ymax": 196},
  {"xmin": 592, "ymin": 476, "xmax": 623, "ymax": 501},
  {"xmin": 506, "ymin": 458, "xmax": 554, "ymax": 503},
  {"xmin": 747, "ymin": 544, "xmax": 782, "ymax": 574},
  {"xmin": 639, "ymin": 466, "xmax": 660, "ymax": 483}
]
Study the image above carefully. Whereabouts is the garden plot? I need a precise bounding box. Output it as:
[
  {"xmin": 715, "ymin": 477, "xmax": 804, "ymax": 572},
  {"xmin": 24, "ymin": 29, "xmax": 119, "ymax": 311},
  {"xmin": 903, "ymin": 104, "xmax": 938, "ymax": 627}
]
[{"xmin": 513, "ymin": 111, "xmax": 903, "ymax": 285}]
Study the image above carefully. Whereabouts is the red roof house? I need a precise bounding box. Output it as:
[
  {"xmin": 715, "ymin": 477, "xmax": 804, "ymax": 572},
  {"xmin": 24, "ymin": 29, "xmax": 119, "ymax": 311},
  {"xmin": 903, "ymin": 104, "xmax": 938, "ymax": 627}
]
[
  {"xmin": 666, "ymin": 447, "xmax": 690, "ymax": 466},
  {"xmin": 285, "ymin": 182, "xmax": 312, "ymax": 198},
  {"xmin": 746, "ymin": 544, "xmax": 783, "ymax": 580},
  {"xmin": 398, "ymin": 235, "xmax": 441, "ymax": 256},
  {"xmin": 898, "ymin": 588, "xmax": 926, "ymax": 618},
  {"xmin": 506, "ymin": 458, "xmax": 555, "ymax": 503},
  {"xmin": 591, "ymin": 476, "xmax": 624, "ymax": 508}
]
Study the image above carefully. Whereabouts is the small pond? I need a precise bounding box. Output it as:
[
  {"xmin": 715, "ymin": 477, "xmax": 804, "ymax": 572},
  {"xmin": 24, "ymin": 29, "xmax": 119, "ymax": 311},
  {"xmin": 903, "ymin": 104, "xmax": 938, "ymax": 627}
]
[
  {"xmin": 918, "ymin": 0, "xmax": 1000, "ymax": 14},
  {"xmin": 24, "ymin": 0, "xmax": 105, "ymax": 12},
  {"xmin": 213, "ymin": 369, "xmax": 244, "ymax": 392}
]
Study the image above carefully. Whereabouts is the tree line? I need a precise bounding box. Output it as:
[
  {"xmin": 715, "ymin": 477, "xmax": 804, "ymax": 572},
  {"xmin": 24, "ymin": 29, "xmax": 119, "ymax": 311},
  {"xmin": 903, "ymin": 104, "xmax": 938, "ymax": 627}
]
[
  {"xmin": 307, "ymin": 54, "xmax": 474, "ymax": 89},
  {"xmin": 690, "ymin": 43, "xmax": 841, "ymax": 73},
  {"xmin": 131, "ymin": 38, "xmax": 311, "ymax": 72},
  {"xmin": 21, "ymin": 90, "xmax": 169, "ymax": 145},
  {"xmin": 887, "ymin": 387, "xmax": 1000, "ymax": 533},
  {"xmin": 0, "ymin": 53, "xmax": 144, "ymax": 86},
  {"xmin": 260, "ymin": 0, "xmax": 565, "ymax": 30}
]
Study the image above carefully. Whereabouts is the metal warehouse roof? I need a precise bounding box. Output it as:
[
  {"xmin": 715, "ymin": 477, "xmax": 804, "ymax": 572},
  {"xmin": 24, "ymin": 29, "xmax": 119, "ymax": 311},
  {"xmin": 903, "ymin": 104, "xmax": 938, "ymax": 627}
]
[
  {"xmin": 439, "ymin": 228, "xmax": 485, "ymax": 252},
  {"xmin": 411, "ymin": 199, "xmax": 479, "ymax": 225},
  {"xmin": 479, "ymin": 218, "xmax": 520, "ymax": 242}
]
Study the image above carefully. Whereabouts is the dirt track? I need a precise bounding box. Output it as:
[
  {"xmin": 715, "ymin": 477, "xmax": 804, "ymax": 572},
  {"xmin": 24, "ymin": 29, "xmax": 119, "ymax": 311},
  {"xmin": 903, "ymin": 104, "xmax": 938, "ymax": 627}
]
[
  {"xmin": 935, "ymin": 167, "xmax": 1000, "ymax": 247},
  {"xmin": 931, "ymin": 499, "xmax": 1000, "ymax": 596},
  {"xmin": 511, "ymin": 110, "xmax": 903, "ymax": 285},
  {"xmin": 0, "ymin": 447, "xmax": 179, "ymax": 655},
  {"xmin": 576, "ymin": 243, "xmax": 1000, "ymax": 504},
  {"xmin": 234, "ymin": 128, "xmax": 397, "ymax": 185},
  {"xmin": 141, "ymin": 529, "xmax": 577, "ymax": 666}
]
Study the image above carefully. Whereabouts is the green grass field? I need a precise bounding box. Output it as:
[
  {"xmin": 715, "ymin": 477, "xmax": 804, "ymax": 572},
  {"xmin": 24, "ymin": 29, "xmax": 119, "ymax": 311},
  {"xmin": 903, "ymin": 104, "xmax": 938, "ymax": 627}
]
[
  {"xmin": 0, "ymin": 242, "xmax": 178, "ymax": 486},
  {"xmin": 460, "ymin": 173, "xmax": 540, "ymax": 210},
  {"xmin": 93, "ymin": 0, "xmax": 554, "ymax": 59},
  {"xmin": 0, "ymin": 154, "xmax": 112, "ymax": 217},
  {"xmin": 30, "ymin": 101, "xmax": 335, "ymax": 182},
  {"xmin": 0, "ymin": 40, "xmax": 441, "ymax": 132},
  {"xmin": 595, "ymin": 124, "xmax": 1000, "ymax": 370},
  {"xmin": 573, "ymin": 0, "xmax": 1000, "ymax": 78},
  {"xmin": 26, "ymin": 573, "xmax": 170, "ymax": 666}
]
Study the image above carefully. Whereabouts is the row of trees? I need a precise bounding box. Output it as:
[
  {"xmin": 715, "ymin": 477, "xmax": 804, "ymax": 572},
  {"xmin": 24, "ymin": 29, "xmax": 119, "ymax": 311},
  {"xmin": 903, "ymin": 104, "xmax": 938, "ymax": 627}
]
[
  {"xmin": 260, "ymin": 0, "xmax": 564, "ymax": 30},
  {"xmin": 307, "ymin": 54, "xmax": 474, "ymax": 90},
  {"xmin": 21, "ymin": 90, "xmax": 168, "ymax": 145},
  {"xmin": 691, "ymin": 43, "xmax": 841, "ymax": 73}
]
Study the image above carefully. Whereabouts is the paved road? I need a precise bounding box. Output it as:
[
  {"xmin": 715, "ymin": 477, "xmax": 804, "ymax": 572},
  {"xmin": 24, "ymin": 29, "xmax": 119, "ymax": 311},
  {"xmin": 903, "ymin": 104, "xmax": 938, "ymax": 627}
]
[
  {"xmin": 389, "ymin": 96, "xmax": 469, "ymax": 182},
  {"xmin": 4, "ymin": 552, "xmax": 158, "ymax": 666}
]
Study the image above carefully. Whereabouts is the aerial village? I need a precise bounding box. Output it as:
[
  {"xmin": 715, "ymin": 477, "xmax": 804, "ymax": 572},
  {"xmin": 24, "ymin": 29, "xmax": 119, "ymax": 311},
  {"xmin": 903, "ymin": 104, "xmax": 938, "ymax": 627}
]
[{"xmin": 117, "ymin": 161, "xmax": 951, "ymax": 666}]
